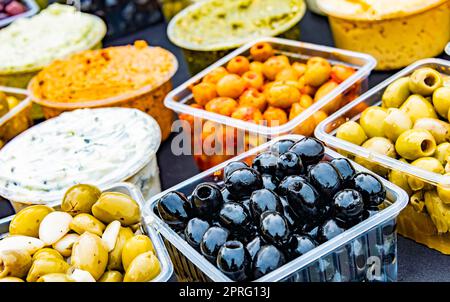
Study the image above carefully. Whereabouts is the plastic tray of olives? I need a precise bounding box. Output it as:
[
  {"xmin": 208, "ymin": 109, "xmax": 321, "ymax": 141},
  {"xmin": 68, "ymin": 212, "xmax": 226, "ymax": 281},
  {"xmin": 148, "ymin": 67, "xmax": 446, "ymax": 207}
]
[
  {"xmin": 145, "ymin": 135, "xmax": 408, "ymax": 282},
  {"xmin": 0, "ymin": 182, "xmax": 174, "ymax": 282},
  {"xmin": 315, "ymin": 58, "xmax": 450, "ymax": 254}
]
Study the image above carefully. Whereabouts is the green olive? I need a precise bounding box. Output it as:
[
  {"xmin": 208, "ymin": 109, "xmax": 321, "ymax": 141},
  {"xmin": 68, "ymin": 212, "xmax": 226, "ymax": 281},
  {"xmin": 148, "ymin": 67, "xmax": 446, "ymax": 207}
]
[
  {"xmin": 413, "ymin": 118, "xmax": 450, "ymax": 144},
  {"xmin": 336, "ymin": 121, "xmax": 367, "ymax": 146},
  {"xmin": 382, "ymin": 108, "xmax": 412, "ymax": 142},
  {"xmin": 107, "ymin": 227, "xmax": 133, "ymax": 271},
  {"xmin": 409, "ymin": 67, "xmax": 443, "ymax": 96},
  {"xmin": 359, "ymin": 107, "xmax": 388, "ymax": 138},
  {"xmin": 425, "ymin": 190, "xmax": 450, "ymax": 233},
  {"xmin": 36, "ymin": 273, "xmax": 74, "ymax": 282},
  {"xmin": 432, "ymin": 87, "xmax": 450, "ymax": 118},
  {"xmin": 382, "ymin": 77, "xmax": 410, "ymax": 108},
  {"xmin": 122, "ymin": 235, "xmax": 155, "ymax": 271},
  {"xmin": 61, "ymin": 184, "xmax": 102, "ymax": 216},
  {"xmin": 124, "ymin": 251, "xmax": 161, "ymax": 282},
  {"xmin": 99, "ymin": 270, "xmax": 123, "ymax": 282},
  {"xmin": 92, "ymin": 192, "xmax": 141, "ymax": 226},
  {"xmin": 32, "ymin": 248, "xmax": 64, "ymax": 262},
  {"xmin": 0, "ymin": 250, "xmax": 32, "ymax": 279},
  {"xmin": 395, "ymin": 129, "xmax": 436, "ymax": 160},
  {"xmin": 407, "ymin": 157, "xmax": 444, "ymax": 191},
  {"xmin": 434, "ymin": 142, "xmax": 450, "ymax": 165},
  {"xmin": 410, "ymin": 191, "xmax": 425, "ymax": 212},
  {"xmin": 0, "ymin": 93, "xmax": 9, "ymax": 118},
  {"xmin": 71, "ymin": 232, "xmax": 108, "ymax": 280},
  {"xmin": 355, "ymin": 137, "xmax": 396, "ymax": 176},
  {"xmin": 69, "ymin": 213, "xmax": 105, "ymax": 236},
  {"xmin": 400, "ymin": 94, "xmax": 438, "ymax": 123},
  {"xmin": 26, "ymin": 257, "xmax": 70, "ymax": 282},
  {"xmin": 9, "ymin": 205, "xmax": 54, "ymax": 237},
  {"xmin": 437, "ymin": 173, "xmax": 450, "ymax": 205},
  {"xmin": 388, "ymin": 158, "xmax": 412, "ymax": 196}
]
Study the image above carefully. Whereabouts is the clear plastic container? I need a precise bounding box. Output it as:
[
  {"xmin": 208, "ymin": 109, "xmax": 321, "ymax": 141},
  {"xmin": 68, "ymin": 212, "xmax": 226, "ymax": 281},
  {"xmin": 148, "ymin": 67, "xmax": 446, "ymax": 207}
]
[
  {"xmin": 0, "ymin": 182, "xmax": 174, "ymax": 282},
  {"xmin": 144, "ymin": 134, "xmax": 408, "ymax": 282},
  {"xmin": 0, "ymin": 86, "xmax": 33, "ymax": 147},
  {"xmin": 0, "ymin": 0, "xmax": 39, "ymax": 28},
  {"xmin": 315, "ymin": 58, "xmax": 450, "ymax": 254},
  {"xmin": 165, "ymin": 37, "xmax": 376, "ymax": 170}
]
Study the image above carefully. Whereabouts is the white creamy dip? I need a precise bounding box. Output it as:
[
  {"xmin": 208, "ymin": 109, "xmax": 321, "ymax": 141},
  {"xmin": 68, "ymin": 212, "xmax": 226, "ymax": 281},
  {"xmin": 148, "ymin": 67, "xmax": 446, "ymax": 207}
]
[{"xmin": 0, "ymin": 108, "xmax": 161, "ymax": 203}]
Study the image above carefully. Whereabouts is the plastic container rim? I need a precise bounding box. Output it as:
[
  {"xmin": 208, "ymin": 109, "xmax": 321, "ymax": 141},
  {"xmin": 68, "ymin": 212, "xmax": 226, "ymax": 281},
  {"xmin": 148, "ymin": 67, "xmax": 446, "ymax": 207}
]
[
  {"xmin": 164, "ymin": 37, "xmax": 377, "ymax": 137},
  {"xmin": 315, "ymin": 58, "xmax": 450, "ymax": 187},
  {"xmin": 0, "ymin": 0, "xmax": 39, "ymax": 28},
  {"xmin": 144, "ymin": 134, "xmax": 408, "ymax": 282},
  {"xmin": 167, "ymin": 0, "xmax": 307, "ymax": 51}
]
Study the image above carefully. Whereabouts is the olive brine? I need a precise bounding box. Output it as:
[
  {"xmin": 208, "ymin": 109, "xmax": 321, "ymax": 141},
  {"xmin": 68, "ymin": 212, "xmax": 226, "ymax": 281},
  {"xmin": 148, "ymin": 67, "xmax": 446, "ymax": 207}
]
[{"xmin": 156, "ymin": 138, "xmax": 386, "ymax": 281}]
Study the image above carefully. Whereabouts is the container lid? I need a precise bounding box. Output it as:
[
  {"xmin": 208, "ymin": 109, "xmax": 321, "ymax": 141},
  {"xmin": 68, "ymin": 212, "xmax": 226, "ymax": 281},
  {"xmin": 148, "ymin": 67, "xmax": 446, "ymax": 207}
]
[
  {"xmin": 317, "ymin": 0, "xmax": 448, "ymax": 21},
  {"xmin": 28, "ymin": 41, "xmax": 178, "ymax": 108},
  {"xmin": 0, "ymin": 108, "xmax": 161, "ymax": 204},
  {"xmin": 167, "ymin": 0, "xmax": 306, "ymax": 51},
  {"xmin": 0, "ymin": 3, "xmax": 106, "ymax": 75}
]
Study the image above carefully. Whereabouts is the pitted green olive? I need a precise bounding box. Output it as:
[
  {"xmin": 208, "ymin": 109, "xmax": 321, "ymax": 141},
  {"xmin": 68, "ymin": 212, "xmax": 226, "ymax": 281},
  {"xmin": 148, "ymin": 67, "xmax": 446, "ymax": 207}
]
[
  {"xmin": 413, "ymin": 118, "xmax": 450, "ymax": 144},
  {"xmin": 336, "ymin": 121, "xmax": 367, "ymax": 146},
  {"xmin": 71, "ymin": 232, "xmax": 108, "ymax": 280},
  {"xmin": 437, "ymin": 173, "xmax": 450, "ymax": 205},
  {"xmin": 124, "ymin": 251, "xmax": 160, "ymax": 282},
  {"xmin": 9, "ymin": 205, "xmax": 54, "ymax": 237},
  {"xmin": 434, "ymin": 142, "xmax": 450, "ymax": 165},
  {"xmin": 37, "ymin": 273, "xmax": 74, "ymax": 282},
  {"xmin": 26, "ymin": 257, "xmax": 70, "ymax": 282},
  {"xmin": 383, "ymin": 108, "xmax": 412, "ymax": 142},
  {"xmin": 355, "ymin": 137, "xmax": 396, "ymax": 177},
  {"xmin": 107, "ymin": 227, "xmax": 133, "ymax": 271},
  {"xmin": 388, "ymin": 158, "xmax": 412, "ymax": 196},
  {"xmin": 395, "ymin": 129, "xmax": 436, "ymax": 161},
  {"xmin": 122, "ymin": 235, "xmax": 155, "ymax": 271},
  {"xmin": 360, "ymin": 107, "xmax": 388, "ymax": 138},
  {"xmin": 69, "ymin": 213, "xmax": 105, "ymax": 236},
  {"xmin": 99, "ymin": 270, "xmax": 123, "ymax": 282},
  {"xmin": 382, "ymin": 77, "xmax": 410, "ymax": 108},
  {"xmin": 433, "ymin": 87, "xmax": 450, "ymax": 118},
  {"xmin": 425, "ymin": 190, "xmax": 450, "ymax": 233},
  {"xmin": 92, "ymin": 192, "xmax": 141, "ymax": 226},
  {"xmin": 0, "ymin": 250, "xmax": 32, "ymax": 278},
  {"xmin": 407, "ymin": 157, "xmax": 444, "ymax": 191},
  {"xmin": 61, "ymin": 184, "xmax": 101, "ymax": 216},
  {"xmin": 32, "ymin": 248, "xmax": 64, "ymax": 262},
  {"xmin": 400, "ymin": 95, "xmax": 438, "ymax": 122},
  {"xmin": 410, "ymin": 191, "xmax": 425, "ymax": 212},
  {"xmin": 409, "ymin": 67, "xmax": 443, "ymax": 96}
]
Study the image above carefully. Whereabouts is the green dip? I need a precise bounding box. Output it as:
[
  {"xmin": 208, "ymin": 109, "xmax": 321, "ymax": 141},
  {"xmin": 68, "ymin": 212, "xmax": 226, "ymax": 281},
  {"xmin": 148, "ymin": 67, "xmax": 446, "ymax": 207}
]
[{"xmin": 168, "ymin": 0, "xmax": 306, "ymax": 51}]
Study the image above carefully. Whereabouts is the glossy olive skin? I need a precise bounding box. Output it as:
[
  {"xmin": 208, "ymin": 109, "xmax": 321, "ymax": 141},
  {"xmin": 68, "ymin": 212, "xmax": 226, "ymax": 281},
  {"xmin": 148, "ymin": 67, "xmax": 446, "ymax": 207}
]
[
  {"xmin": 224, "ymin": 161, "xmax": 249, "ymax": 179},
  {"xmin": 317, "ymin": 219, "xmax": 345, "ymax": 243},
  {"xmin": 409, "ymin": 67, "xmax": 443, "ymax": 96},
  {"xmin": 383, "ymin": 108, "xmax": 413, "ymax": 142},
  {"xmin": 279, "ymin": 196, "xmax": 302, "ymax": 231},
  {"xmin": 200, "ymin": 226, "xmax": 229, "ymax": 262},
  {"xmin": 288, "ymin": 137, "xmax": 325, "ymax": 166},
  {"xmin": 400, "ymin": 94, "xmax": 438, "ymax": 122},
  {"xmin": 261, "ymin": 174, "xmax": 279, "ymax": 191},
  {"xmin": 302, "ymin": 224, "xmax": 319, "ymax": 241},
  {"xmin": 276, "ymin": 151, "xmax": 303, "ymax": 178},
  {"xmin": 382, "ymin": 77, "xmax": 410, "ymax": 108},
  {"xmin": 277, "ymin": 175, "xmax": 307, "ymax": 196},
  {"xmin": 360, "ymin": 106, "xmax": 388, "ymax": 138},
  {"xmin": 253, "ymin": 245, "xmax": 286, "ymax": 279},
  {"xmin": 221, "ymin": 188, "xmax": 236, "ymax": 203},
  {"xmin": 308, "ymin": 162, "xmax": 343, "ymax": 199},
  {"xmin": 250, "ymin": 189, "xmax": 283, "ymax": 219},
  {"xmin": 395, "ymin": 129, "xmax": 437, "ymax": 161},
  {"xmin": 157, "ymin": 192, "xmax": 193, "ymax": 230},
  {"xmin": 286, "ymin": 234, "xmax": 317, "ymax": 260},
  {"xmin": 217, "ymin": 241, "xmax": 251, "ymax": 281},
  {"xmin": 225, "ymin": 168, "xmax": 263, "ymax": 199},
  {"xmin": 286, "ymin": 179, "xmax": 321, "ymax": 222},
  {"xmin": 350, "ymin": 173, "xmax": 386, "ymax": 208},
  {"xmin": 259, "ymin": 211, "xmax": 290, "ymax": 247},
  {"xmin": 330, "ymin": 158, "xmax": 356, "ymax": 185},
  {"xmin": 191, "ymin": 183, "xmax": 223, "ymax": 218},
  {"xmin": 219, "ymin": 202, "xmax": 252, "ymax": 234},
  {"xmin": 184, "ymin": 218, "xmax": 210, "ymax": 249},
  {"xmin": 246, "ymin": 236, "xmax": 265, "ymax": 260},
  {"xmin": 252, "ymin": 152, "xmax": 279, "ymax": 175},
  {"xmin": 333, "ymin": 189, "xmax": 364, "ymax": 227},
  {"xmin": 433, "ymin": 86, "xmax": 450, "ymax": 118},
  {"xmin": 270, "ymin": 139, "xmax": 296, "ymax": 155},
  {"xmin": 336, "ymin": 121, "xmax": 367, "ymax": 146}
]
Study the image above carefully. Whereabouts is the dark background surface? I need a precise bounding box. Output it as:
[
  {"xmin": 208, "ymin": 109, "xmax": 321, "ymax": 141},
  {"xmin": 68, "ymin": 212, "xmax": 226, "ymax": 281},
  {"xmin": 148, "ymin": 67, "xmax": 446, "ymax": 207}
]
[{"xmin": 2, "ymin": 8, "xmax": 450, "ymax": 281}]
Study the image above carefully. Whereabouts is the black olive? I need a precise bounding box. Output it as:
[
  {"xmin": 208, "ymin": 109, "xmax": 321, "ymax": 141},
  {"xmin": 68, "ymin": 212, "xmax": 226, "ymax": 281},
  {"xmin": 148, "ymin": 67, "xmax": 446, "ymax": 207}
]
[
  {"xmin": 330, "ymin": 158, "xmax": 356, "ymax": 185},
  {"xmin": 225, "ymin": 168, "xmax": 263, "ymax": 199},
  {"xmin": 286, "ymin": 234, "xmax": 317, "ymax": 260},
  {"xmin": 270, "ymin": 139, "xmax": 296, "ymax": 155},
  {"xmin": 157, "ymin": 191, "xmax": 192, "ymax": 230},
  {"xmin": 217, "ymin": 241, "xmax": 251, "ymax": 281},
  {"xmin": 184, "ymin": 218, "xmax": 210, "ymax": 249},
  {"xmin": 224, "ymin": 161, "xmax": 249, "ymax": 180},
  {"xmin": 191, "ymin": 183, "xmax": 223, "ymax": 218},
  {"xmin": 200, "ymin": 226, "xmax": 230, "ymax": 262},
  {"xmin": 221, "ymin": 188, "xmax": 236, "ymax": 203},
  {"xmin": 333, "ymin": 189, "xmax": 364, "ymax": 226},
  {"xmin": 218, "ymin": 202, "xmax": 252, "ymax": 235},
  {"xmin": 288, "ymin": 137, "xmax": 325, "ymax": 166},
  {"xmin": 250, "ymin": 189, "xmax": 283, "ymax": 219},
  {"xmin": 252, "ymin": 152, "xmax": 278, "ymax": 176},
  {"xmin": 259, "ymin": 211, "xmax": 290, "ymax": 248},
  {"xmin": 350, "ymin": 172, "xmax": 386, "ymax": 208},
  {"xmin": 277, "ymin": 175, "xmax": 307, "ymax": 196},
  {"xmin": 276, "ymin": 151, "xmax": 304, "ymax": 179},
  {"xmin": 317, "ymin": 219, "xmax": 345, "ymax": 243},
  {"xmin": 253, "ymin": 245, "xmax": 286, "ymax": 279},
  {"xmin": 302, "ymin": 224, "xmax": 319, "ymax": 240},
  {"xmin": 246, "ymin": 236, "xmax": 265, "ymax": 260},
  {"xmin": 285, "ymin": 179, "xmax": 321, "ymax": 222},
  {"xmin": 261, "ymin": 174, "xmax": 279, "ymax": 191},
  {"xmin": 308, "ymin": 162, "xmax": 343, "ymax": 200}
]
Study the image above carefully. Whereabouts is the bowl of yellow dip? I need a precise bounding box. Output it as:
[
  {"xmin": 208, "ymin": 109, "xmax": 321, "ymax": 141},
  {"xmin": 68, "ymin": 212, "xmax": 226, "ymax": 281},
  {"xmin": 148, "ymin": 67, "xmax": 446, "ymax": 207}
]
[
  {"xmin": 28, "ymin": 40, "xmax": 178, "ymax": 141},
  {"xmin": 318, "ymin": 0, "xmax": 450, "ymax": 70},
  {"xmin": 167, "ymin": 0, "xmax": 306, "ymax": 75}
]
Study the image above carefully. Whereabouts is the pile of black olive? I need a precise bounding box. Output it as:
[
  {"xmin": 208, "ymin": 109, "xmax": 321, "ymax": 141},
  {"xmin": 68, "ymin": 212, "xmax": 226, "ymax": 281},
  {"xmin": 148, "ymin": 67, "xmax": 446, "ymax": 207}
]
[{"xmin": 156, "ymin": 138, "xmax": 386, "ymax": 281}]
